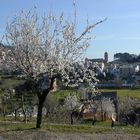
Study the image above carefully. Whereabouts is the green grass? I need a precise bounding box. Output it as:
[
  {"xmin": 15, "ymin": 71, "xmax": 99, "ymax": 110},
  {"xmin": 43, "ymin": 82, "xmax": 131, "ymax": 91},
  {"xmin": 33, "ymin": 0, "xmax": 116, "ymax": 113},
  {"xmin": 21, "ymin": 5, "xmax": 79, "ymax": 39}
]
[
  {"xmin": 0, "ymin": 77, "xmax": 25, "ymax": 89},
  {"xmin": 43, "ymin": 123, "xmax": 112, "ymax": 134},
  {"xmin": 51, "ymin": 89, "xmax": 78, "ymax": 101},
  {"xmin": 51, "ymin": 89, "xmax": 140, "ymax": 102},
  {"xmin": 0, "ymin": 121, "xmax": 139, "ymax": 135},
  {"xmin": 0, "ymin": 121, "xmax": 35, "ymax": 131},
  {"xmin": 101, "ymin": 89, "xmax": 140, "ymax": 100},
  {"xmin": 1, "ymin": 79, "xmax": 24, "ymax": 88}
]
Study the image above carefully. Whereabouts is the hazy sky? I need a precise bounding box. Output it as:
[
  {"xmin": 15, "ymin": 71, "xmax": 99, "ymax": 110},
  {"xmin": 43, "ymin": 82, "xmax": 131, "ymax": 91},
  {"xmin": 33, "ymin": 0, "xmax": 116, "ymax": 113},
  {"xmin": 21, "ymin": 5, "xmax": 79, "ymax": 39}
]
[{"xmin": 0, "ymin": 0, "xmax": 140, "ymax": 61}]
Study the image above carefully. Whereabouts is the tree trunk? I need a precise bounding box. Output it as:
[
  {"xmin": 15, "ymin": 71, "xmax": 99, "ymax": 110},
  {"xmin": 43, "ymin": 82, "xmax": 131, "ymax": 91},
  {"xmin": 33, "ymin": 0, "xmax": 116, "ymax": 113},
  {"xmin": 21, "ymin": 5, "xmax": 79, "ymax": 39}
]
[
  {"xmin": 111, "ymin": 120, "xmax": 114, "ymax": 127},
  {"xmin": 3, "ymin": 106, "xmax": 6, "ymax": 121},
  {"xmin": 36, "ymin": 91, "xmax": 49, "ymax": 128},
  {"xmin": 70, "ymin": 112, "xmax": 73, "ymax": 125},
  {"xmin": 36, "ymin": 98, "xmax": 44, "ymax": 128},
  {"xmin": 21, "ymin": 95, "xmax": 27, "ymax": 123},
  {"xmin": 24, "ymin": 112, "xmax": 27, "ymax": 123},
  {"xmin": 15, "ymin": 109, "xmax": 17, "ymax": 121},
  {"xmin": 36, "ymin": 77, "xmax": 55, "ymax": 128}
]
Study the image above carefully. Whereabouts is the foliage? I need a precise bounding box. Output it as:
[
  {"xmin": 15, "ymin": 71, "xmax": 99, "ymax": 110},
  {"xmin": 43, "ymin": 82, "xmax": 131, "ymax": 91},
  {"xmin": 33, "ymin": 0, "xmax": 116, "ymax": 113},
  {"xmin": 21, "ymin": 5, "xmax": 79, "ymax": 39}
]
[
  {"xmin": 118, "ymin": 96, "xmax": 140, "ymax": 126},
  {"xmin": 63, "ymin": 94, "xmax": 80, "ymax": 111},
  {"xmin": 44, "ymin": 94, "xmax": 81, "ymax": 124},
  {"xmin": 114, "ymin": 52, "xmax": 140, "ymax": 63},
  {"xmin": 4, "ymin": 9, "xmax": 105, "ymax": 81},
  {"xmin": 0, "ymin": 88, "xmax": 14, "ymax": 118},
  {"xmin": 3, "ymin": 6, "xmax": 105, "ymax": 128},
  {"xmin": 61, "ymin": 62, "xmax": 98, "ymax": 88},
  {"xmin": 101, "ymin": 97, "xmax": 115, "ymax": 117},
  {"xmin": 0, "ymin": 74, "xmax": 36, "ymax": 121}
]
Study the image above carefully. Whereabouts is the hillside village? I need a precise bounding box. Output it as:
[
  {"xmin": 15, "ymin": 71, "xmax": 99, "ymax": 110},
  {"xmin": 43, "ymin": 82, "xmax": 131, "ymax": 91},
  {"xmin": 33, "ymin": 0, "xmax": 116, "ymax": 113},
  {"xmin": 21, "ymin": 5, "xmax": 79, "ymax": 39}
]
[{"xmin": 85, "ymin": 52, "xmax": 140, "ymax": 88}]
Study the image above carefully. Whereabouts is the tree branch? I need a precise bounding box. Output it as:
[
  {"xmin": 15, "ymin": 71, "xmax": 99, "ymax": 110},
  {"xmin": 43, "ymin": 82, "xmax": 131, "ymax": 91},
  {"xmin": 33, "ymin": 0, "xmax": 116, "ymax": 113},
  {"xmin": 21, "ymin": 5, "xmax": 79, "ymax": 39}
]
[{"xmin": 74, "ymin": 18, "xmax": 107, "ymax": 43}]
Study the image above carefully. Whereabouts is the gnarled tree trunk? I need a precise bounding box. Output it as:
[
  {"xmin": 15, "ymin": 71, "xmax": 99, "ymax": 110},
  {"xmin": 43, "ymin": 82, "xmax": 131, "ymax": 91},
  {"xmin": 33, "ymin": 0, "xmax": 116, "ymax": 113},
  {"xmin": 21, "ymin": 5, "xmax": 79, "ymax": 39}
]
[{"xmin": 36, "ymin": 77, "xmax": 55, "ymax": 128}]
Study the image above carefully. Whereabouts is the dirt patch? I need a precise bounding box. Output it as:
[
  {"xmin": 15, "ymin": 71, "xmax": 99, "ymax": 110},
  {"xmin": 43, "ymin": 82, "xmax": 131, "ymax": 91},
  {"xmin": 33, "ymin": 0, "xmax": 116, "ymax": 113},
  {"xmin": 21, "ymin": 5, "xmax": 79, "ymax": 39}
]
[{"xmin": 1, "ymin": 130, "xmax": 140, "ymax": 140}]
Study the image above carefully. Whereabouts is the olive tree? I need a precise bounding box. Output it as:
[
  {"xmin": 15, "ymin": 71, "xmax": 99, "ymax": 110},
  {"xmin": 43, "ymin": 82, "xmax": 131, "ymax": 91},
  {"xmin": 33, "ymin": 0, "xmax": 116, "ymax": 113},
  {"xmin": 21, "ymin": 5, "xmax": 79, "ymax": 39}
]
[{"xmin": 4, "ymin": 8, "xmax": 105, "ymax": 128}]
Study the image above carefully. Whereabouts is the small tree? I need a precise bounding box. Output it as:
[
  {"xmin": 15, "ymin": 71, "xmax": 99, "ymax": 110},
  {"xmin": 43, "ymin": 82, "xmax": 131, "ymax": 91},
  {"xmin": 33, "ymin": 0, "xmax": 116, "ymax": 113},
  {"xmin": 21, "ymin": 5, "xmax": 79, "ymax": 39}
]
[
  {"xmin": 101, "ymin": 97, "xmax": 115, "ymax": 117},
  {"xmin": 63, "ymin": 94, "xmax": 80, "ymax": 124},
  {"xmin": 4, "ymin": 8, "xmax": 105, "ymax": 128},
  {"xmin": 119, "ymin": 96, "xmax": 140, "ymax": 125}
]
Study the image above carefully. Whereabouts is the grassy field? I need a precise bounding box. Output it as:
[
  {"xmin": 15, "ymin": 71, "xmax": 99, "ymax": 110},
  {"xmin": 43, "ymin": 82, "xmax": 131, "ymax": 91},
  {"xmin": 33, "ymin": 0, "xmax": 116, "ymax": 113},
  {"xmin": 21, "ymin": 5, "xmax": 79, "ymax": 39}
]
[
  {"xmin": 51, "ymin": 90, "xmax": 77, "ymax": 101},
  {"xmin": 0, "ymin": 121, "xmax": 139, "ymax": 135},
  {"xmin": 51, "ymin": 89, "xmax": 140, "ymax": 101},
  {"xmin": 100, "ymin": 89, "xmax": 140, "ymax": 100},
  {"xmin": 0, "ymin": 123, "xmax": 139, "ymax": 140},
  {"xmin": 0, "ymin": 75, "xmax": 25, "ymax": 89}
]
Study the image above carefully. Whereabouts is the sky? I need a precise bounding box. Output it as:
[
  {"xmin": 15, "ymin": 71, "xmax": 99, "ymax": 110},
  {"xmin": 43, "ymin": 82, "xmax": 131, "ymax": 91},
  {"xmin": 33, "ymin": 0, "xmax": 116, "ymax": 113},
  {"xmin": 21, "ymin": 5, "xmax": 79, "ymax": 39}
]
[{"xmin": 0, "ymin": 0, "xmax": 140, "ymax": 61}]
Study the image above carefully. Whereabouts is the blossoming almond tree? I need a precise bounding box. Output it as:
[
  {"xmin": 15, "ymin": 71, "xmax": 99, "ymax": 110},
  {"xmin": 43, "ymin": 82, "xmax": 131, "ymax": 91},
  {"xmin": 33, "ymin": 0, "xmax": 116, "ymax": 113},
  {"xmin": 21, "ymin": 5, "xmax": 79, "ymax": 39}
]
[
  {"xmin": 63, "ymin": 94, "xmax": 80, "ymax": 124},
  {"xmin": 4, "ymin": 9, "xmax": 105, "ymax": 128}
]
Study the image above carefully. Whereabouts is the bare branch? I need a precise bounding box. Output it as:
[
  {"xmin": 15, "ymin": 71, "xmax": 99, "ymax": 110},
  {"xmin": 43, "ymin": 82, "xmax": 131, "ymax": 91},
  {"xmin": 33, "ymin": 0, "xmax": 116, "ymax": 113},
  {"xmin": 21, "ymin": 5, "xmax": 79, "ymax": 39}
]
[{"xmin": 75, "ymin": 18, "xmax": 107, "ymax": 43}]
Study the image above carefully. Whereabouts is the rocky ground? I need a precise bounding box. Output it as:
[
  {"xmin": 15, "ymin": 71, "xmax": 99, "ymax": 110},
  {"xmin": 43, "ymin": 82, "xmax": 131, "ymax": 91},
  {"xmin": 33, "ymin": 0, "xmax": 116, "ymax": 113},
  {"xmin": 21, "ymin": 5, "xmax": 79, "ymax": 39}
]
[{"xmin": 0, "ymin": 130, "xmax": 140, "ymax": 140}]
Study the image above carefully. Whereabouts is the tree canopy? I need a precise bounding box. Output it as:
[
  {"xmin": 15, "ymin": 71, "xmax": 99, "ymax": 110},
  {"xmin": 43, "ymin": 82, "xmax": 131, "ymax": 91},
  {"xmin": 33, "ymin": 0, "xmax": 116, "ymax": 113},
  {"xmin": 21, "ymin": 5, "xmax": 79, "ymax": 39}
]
[
  {"xmin": 114, "ymin": 53, "xmax": 140, "ymax": 63},
  {"xmin": 3, "ymin": 8, "xmax": 104, "ymax": 128}
]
